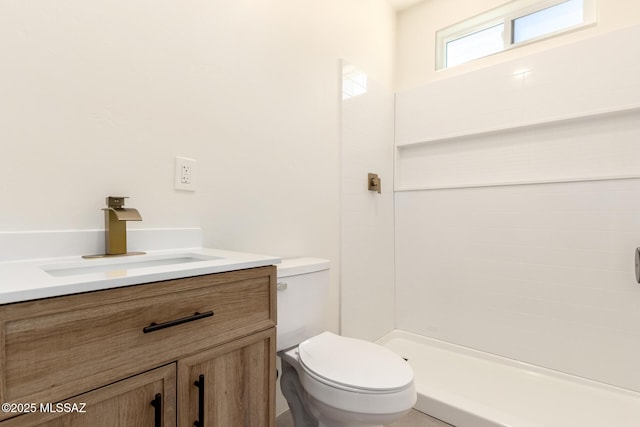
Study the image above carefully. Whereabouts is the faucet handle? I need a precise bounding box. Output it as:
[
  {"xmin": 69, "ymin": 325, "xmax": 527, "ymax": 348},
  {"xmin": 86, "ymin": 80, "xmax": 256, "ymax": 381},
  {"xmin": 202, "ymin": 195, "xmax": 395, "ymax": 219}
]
[{"xmin": 106, "ymin": 196, "xmax": 129, "ymax": 209}]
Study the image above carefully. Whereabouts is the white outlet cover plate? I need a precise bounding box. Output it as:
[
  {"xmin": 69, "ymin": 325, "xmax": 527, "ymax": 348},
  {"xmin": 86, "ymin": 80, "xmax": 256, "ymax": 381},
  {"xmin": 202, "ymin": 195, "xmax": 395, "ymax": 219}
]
[{"xmin": 175, "ymin": 156, "xmax": 196, "ymax": 191}]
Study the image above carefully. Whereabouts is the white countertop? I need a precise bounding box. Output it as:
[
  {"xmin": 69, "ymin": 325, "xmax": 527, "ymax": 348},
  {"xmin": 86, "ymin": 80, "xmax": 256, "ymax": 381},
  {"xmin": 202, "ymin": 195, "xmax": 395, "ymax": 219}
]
[{"xmin": 0, "ymin": 248, "xmax": 280, "ymax": 305}]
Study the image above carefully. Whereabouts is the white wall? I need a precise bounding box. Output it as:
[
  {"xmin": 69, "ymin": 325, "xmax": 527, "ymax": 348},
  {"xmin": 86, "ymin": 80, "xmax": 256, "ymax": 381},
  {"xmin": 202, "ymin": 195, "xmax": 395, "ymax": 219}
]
[
  {"xmin": 396, "ymin": 0, "xmax": 640, "ymax": 89},
  {"xmin": 340, "ymin": 62, "xmax": 396, "ymax": 342},
  {"xmin": 394, "ymin": 23, "xmax": 640, "ymax": 391},
  {"xmin": 0, "ymin": 0, "xmax": 395, "ymax": 336}
]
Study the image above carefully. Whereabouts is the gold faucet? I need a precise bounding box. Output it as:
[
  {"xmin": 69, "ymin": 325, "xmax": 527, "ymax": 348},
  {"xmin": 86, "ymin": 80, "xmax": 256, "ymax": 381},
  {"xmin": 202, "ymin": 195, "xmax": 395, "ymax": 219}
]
[{"xmin": 83, "ymin": 196, "xmax": 144, "ymax": 259}]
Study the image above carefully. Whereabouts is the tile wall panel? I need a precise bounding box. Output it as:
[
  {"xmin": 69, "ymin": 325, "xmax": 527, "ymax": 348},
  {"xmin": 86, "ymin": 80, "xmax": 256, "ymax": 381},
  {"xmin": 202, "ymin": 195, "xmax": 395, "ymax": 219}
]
[
  {"xmin": 395, "ymin": 179, "xmax": 640, "ymax": 391},
  {"xmin": 395, "ymin": 24, "xmax": 640, "ymax": 147}
]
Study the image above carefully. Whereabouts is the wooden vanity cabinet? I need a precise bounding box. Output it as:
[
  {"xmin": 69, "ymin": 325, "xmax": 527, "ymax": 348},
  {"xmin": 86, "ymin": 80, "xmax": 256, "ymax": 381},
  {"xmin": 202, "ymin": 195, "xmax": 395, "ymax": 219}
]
[{"xmin": 0, "ymin": 266, "xmax": 277, "ymax": 427}]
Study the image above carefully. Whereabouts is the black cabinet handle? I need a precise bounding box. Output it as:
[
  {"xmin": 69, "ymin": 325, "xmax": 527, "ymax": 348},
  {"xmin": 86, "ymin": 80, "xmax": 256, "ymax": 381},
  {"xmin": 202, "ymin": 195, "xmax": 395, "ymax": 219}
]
[
  {"xmin": 143, "ymin": 311, "xmax": 214, "ymax": 334},
  {"xmin": 151, "ymin": 393, "xmax": 162, "ymax": 427},
  {"xmin": 194, "ymin": 374, "xmax": 205, "ymax": 427}
]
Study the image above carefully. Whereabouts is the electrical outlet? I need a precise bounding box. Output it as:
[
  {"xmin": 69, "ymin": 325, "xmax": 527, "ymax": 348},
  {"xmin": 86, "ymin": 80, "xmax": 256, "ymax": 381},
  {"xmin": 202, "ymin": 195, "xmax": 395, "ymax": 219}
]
[
  {"xmin": 175, "ymin": 157, "xmax": 196, "ymax": 191},
  {"xmin": 181, "ymin": 163, "xmax": 192, "ymax": 184}
]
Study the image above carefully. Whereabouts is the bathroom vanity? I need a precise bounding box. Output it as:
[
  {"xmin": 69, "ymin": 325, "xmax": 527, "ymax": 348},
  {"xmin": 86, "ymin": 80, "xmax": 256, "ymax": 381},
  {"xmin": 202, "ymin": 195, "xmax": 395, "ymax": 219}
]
[{"xmin": 0, "ymin": 247, "xmax": 278, "ymax": 427}]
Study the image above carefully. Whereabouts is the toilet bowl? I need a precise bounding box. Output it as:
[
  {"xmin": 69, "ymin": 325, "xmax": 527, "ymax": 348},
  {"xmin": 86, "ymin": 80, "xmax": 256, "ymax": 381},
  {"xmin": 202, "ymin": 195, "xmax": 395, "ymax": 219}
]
[{"xmin": 277, "ymin": 258, "xmax": 416, "ymax": 427}]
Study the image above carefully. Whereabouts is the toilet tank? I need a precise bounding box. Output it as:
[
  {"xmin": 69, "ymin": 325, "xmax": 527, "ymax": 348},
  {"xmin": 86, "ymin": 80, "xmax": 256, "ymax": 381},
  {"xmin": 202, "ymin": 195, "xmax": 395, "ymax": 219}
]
[{"xmin": 276, "ymin": 258, "xmax": 330, "ymax": 351}]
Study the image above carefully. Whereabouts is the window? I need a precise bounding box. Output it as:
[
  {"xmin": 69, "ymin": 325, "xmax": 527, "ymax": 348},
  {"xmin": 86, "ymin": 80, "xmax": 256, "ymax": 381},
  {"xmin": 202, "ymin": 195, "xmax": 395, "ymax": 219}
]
[
  {"xmin": 512, "ymin": 0, "xmax": 585, "ymax": 43},
  {"xmin": 436, "ymin": 0, "xmax": 596, "ymax": 70},
  {"xmin": 446, "ymin": 23, "xmax": 504, "ymax": 69}
]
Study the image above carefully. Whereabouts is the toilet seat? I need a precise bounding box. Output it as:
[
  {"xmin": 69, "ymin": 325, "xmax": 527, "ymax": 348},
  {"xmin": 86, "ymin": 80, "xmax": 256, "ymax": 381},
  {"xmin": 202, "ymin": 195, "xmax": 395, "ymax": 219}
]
[{"xmin": 298, "ymin": 332, "xmax": 413, "ymax": 393}]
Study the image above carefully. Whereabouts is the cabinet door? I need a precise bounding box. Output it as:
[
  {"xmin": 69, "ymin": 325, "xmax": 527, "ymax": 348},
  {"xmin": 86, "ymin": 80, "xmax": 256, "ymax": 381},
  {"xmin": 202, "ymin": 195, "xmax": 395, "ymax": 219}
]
[
  {"xmin": 178, "ymin": 328, "xmax": 276, "ymax": 427},
  {"xmin": 1, "ymin": 364, "xmax": 176, "ymax": 427}
]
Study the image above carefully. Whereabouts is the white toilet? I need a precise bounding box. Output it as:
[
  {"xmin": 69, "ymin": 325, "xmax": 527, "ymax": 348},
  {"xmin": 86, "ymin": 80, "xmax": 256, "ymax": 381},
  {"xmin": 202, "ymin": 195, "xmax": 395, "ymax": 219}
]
[{"xmin": 277, "ymin": 258, "xmax": 416, "ymax": 427}]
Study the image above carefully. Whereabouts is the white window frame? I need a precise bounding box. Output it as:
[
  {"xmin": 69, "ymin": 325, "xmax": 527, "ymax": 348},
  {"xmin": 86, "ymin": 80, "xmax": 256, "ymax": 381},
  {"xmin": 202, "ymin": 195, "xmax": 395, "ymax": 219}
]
[{"xmin": 436, "ymin": 0, "xmax": 597, "ymax": 70}]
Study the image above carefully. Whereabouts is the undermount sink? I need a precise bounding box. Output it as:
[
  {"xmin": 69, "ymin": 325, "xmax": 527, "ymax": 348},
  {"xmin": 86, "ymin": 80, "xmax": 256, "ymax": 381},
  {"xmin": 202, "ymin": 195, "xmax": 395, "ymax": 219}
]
[{"xmin": 41, "ymin": 253, "xmax": 224, "ymax": 277}]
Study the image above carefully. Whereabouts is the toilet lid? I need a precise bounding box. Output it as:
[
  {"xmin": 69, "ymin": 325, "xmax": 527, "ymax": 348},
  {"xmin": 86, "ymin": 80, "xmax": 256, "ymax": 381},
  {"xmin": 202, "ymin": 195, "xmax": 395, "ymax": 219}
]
[{"xmin": 298, "ymin": 332, "xmax": 413, "ymax": 392}]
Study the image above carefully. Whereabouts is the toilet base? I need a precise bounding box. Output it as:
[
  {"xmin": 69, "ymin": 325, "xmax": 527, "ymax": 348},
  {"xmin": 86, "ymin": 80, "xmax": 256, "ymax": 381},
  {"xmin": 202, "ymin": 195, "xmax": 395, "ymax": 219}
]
[
  {"xmin": 310, "ymin": 393, "xmax": 407, "ymax": 427},
  {"xmin": 281, "ymin": 359, "xmax": 319, "ymax": 427}
]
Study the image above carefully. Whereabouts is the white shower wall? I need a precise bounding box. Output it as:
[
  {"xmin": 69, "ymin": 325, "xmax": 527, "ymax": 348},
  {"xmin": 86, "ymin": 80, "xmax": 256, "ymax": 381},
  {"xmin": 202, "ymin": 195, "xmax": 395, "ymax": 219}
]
[
  {"xmin": 396, "ymin": 180, "xmax": 640, "ymax": 392},
  {"xmin": 340, "ymin": 63, "xmax": 396, "ymax": 342},
  {"xmin": 394, "ymin": 24, "xmax": 640, "ymax": 392}
]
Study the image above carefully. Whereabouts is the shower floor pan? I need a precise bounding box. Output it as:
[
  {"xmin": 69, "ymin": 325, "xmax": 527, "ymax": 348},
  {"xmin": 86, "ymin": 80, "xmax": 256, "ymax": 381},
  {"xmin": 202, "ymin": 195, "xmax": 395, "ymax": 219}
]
[{"xmin": 378, "ymin": 330, "xmax": 640, "ymax": 427}]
